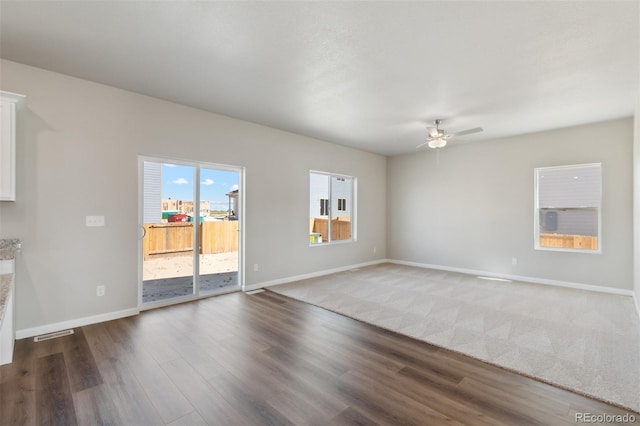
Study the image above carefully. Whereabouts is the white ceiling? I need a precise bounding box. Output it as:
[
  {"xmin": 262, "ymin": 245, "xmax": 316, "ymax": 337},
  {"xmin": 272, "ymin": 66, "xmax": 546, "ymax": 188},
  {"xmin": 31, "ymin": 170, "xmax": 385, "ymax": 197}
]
[{"xmin": 0, "ymin": 1, "xmax": 638, "ymax": 156}]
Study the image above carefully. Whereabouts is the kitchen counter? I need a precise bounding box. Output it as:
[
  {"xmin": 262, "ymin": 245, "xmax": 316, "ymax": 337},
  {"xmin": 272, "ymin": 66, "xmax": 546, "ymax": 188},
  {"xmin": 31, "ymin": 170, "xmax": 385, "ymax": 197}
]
[
  {"xmin": 0, "ymin": 256, "xmax": 15, "ymax": 365},
  {"xmin": 0, "ymin": 250, "xmax": 16, "ymax": 260},
  {"xmin": 0, "ymin": 274, "xmax": 12, "ymax": 326},
  {"xmin": 0, "ymin": 239, "xmax": 19, "ymax": 365},
  {"xmin": 0, "ymin": 239, "xmax": 19, "ymax": 260}
]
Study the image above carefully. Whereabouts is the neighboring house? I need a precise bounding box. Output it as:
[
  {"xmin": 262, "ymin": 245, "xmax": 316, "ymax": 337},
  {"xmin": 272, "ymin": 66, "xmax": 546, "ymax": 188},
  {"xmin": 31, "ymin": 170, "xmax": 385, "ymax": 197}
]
[{"xmin": 226, "ymin": 189, "xmax": 239, "ymax": 220}]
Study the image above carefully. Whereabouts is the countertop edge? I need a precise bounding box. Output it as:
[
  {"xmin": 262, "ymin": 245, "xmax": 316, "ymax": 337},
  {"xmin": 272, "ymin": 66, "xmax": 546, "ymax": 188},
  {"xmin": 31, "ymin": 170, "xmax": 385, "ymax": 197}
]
[{"xmin": 0, "ymin": 274, "xmax": 13, "ymax": 327}]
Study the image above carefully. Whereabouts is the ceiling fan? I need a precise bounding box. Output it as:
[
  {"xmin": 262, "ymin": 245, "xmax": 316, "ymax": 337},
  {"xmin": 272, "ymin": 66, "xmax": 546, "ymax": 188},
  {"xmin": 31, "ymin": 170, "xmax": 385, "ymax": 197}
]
[{"xmin": 416, "ymin": 119, "xmax": 483, "ymax": 149}]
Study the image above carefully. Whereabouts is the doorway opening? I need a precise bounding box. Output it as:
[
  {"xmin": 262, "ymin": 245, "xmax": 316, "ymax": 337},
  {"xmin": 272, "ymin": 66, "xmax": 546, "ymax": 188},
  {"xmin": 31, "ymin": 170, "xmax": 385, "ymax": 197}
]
[{"xmin": 139, "ymin": 156, "xmax": 243, "ymax": 308}]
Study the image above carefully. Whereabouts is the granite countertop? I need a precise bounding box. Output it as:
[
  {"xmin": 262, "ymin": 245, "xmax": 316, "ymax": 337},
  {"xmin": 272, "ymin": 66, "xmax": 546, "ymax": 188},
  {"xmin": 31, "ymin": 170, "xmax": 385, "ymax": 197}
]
[
  {"xmin": 0, "ymin": 250, "xmax": 16, "ymax": 260},
  {"xmin": 0, "ymin": 239, "xmax": 20, "ymax": 260},
  {"xmin": 0, "ymin": 274, "xmax": 12, "ymax": 327},
  {"xmin": 0, "ymin": 239, "xmax": 19, "ymax": 328}
]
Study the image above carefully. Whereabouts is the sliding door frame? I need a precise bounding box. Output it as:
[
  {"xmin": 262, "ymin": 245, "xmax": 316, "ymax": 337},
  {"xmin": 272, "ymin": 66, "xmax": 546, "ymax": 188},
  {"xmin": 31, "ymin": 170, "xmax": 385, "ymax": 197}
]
[{"xmin": 137, "ymin": 155, "xmax": 245, "ymax": 310}]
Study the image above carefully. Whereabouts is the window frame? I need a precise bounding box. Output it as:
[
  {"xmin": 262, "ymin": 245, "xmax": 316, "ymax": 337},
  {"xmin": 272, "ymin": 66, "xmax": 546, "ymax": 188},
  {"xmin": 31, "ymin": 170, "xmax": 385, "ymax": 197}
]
[
  {"xmin": 309, "ymin": 170, "xmax": 356, "ymax": 246},
  {"xmin": 533, "ymin": 163, "xmax": 602, "ymax": 254}
]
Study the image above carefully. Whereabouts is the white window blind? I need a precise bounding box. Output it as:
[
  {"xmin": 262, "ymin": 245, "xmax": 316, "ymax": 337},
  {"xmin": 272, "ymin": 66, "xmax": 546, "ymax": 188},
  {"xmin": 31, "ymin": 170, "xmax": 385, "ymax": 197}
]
[
  {"xmin": 537, "ymin": 164, "xmax": 601, "ymax": 208},
  {"xmin": 534, "ymin": 163, "xmax": 602, "ymax": 252}
]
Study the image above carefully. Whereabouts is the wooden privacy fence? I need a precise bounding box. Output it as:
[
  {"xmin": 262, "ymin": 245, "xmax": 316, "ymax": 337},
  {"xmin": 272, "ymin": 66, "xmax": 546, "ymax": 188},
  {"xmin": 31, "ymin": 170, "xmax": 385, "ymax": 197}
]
[
  {"xmin": 312, "ymin": 217, "xmax": 351, "ymax": 242},
  {"xmin": 143, "ymin": 221, "xmax": 238, "ymax": 260},
  {"xmin": 540, "ymin": 233, "xmax": 598, "ymax": 250},
  {"xmin": 201, "ymin": 221, "xmax": 239, "ymax": 254}
]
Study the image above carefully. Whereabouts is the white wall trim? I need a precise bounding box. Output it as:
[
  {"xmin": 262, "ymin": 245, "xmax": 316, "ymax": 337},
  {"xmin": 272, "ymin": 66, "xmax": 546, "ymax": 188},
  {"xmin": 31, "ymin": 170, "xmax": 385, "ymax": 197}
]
[
  {"xmin": 388, "ymin": 259, "xmax": 635, "ymax": 297},
  {"xmin": 15, "ymin": 307, "xmax": 140, "ymax": 340},
  {"xmin": 244, "ymin": 259, "xmax": 388, "ymax": 292}
]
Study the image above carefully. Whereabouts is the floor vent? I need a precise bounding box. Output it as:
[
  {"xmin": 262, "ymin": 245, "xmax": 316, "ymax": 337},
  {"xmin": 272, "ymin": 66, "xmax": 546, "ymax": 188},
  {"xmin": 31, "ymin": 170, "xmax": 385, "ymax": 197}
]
[
  {"xmin": 245, "ymin": 289, "xmax": 265, "ymax": 295},
  {"xmin": 34, "ymin": 329, "xmax": 74, "ymax": 342}
]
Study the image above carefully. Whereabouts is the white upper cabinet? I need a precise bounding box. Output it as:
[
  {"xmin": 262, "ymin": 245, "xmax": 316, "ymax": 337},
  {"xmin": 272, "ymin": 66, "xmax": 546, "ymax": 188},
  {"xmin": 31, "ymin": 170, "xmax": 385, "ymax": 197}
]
[{"xmin": 0, "ymin": 91, "xmax": 26, "ymax": 201}]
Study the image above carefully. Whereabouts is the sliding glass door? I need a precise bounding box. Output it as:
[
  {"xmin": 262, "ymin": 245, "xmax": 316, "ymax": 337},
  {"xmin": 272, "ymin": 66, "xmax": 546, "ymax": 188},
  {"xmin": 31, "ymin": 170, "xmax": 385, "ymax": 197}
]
[
  {"xmin": 139, "ymin": 157, "xmax": 242, "ymax": 308},
  {"xmin": 198, "ymin": 166, "xmax": 241, "ymax": 296}
]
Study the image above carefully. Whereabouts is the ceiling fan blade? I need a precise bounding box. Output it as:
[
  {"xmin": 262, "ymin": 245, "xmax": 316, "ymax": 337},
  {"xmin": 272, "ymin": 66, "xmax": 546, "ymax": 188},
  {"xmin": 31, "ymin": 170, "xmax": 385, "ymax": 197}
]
[
  {"xmin": 416, "ymin": 140, "xmax": 430, "ymax": 149},
  {"xmin": 449, "ymin": 127, "xmax": 483, "ymax": 137}
]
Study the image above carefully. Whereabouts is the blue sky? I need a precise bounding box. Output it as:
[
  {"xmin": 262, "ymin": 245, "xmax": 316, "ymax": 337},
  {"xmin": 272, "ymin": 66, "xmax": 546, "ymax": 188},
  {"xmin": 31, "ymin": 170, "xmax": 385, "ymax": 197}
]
[{"xmin": 162, "ymin": 163, "xmax": 239, "ymax": 210}]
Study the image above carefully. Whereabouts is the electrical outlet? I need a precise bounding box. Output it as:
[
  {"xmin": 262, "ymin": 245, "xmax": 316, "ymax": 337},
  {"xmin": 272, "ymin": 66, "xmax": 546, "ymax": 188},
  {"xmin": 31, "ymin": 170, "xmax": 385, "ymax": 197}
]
[
  {"xmin": 254, "ymin": 264, "xmax": 259, "ymax": 272},
  {"xmin": 511, "ymin": 257, "xmax": 518, "ymax": 265},
  {"xmin": 86, "ymin": 216, "xmax": 105, "ymax": 227},
  {"xmin": 373, "ymin": 246, "xmax": 377, "ymax": 253},
  {"xmin": 96, "ymin": 285, "xmax": 105, "ymax": 296}
]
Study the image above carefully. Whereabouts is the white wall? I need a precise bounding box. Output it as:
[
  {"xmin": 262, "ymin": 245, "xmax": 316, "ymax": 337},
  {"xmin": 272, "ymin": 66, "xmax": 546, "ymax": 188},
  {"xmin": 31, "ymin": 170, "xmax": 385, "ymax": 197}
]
[
  {"xmin": 388, "ymin": 118, "xmax": 634, "ymax": 290},
  {"xmin": 635, "ymin": 3, "xmax": 640, "ymax": 311},
  {"xmin": 0, "ymin": 60, "xmax": 387, "ymax": 331},
  {"xmin": 635, "ymin": 76, "xmax": 640, "ymax": 310}
]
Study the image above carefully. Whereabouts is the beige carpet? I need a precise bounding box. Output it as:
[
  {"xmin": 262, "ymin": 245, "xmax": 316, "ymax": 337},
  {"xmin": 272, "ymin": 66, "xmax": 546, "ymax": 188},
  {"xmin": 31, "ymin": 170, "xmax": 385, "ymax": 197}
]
[{"xmin": 270, "ymin": 263, "xmax": 640, "ymax": 413}]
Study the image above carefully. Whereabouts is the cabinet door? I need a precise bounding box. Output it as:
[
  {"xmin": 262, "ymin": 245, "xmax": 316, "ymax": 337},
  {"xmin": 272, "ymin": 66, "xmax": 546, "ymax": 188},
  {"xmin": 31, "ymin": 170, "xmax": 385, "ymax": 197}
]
[
  {"xmin": 0, "ymin": 100, "xmax": 16, "ymax": 201},
  {"xmin": 0, "ymin": 92, "xmax": 24, "ymax": 202}
]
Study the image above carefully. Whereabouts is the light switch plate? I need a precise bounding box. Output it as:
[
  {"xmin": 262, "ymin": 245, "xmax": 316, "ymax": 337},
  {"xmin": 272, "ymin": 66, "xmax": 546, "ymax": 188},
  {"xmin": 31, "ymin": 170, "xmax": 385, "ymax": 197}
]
[{"xmin": 86, "ymin": 216, "xmax": 105, "ymax": 227}]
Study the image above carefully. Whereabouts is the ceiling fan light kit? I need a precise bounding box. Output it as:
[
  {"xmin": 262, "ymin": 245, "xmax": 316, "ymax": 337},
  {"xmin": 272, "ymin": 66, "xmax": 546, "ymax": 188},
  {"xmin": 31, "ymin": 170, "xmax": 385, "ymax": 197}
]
[
  {"xmin": 428, "ymin": 138, "xmax": 447, "ymax": 149},
  {"xmin": 416, "ymin": 119, "xmax": 483, "ymax": 149}
]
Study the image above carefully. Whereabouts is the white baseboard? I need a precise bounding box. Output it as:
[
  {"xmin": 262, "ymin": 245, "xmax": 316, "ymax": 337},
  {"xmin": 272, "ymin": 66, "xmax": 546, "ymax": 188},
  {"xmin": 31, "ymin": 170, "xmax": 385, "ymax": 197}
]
[
  {"xmin": 244, "ymin": 258, "xmax": 388, "ymax": 292},
  {"xmin": 15, "ymin": 307, "xmax": 140, "ymax": 340},
  {"xmin": 388, "ymin": 259, "xmax": 635, "ymax": 297}
]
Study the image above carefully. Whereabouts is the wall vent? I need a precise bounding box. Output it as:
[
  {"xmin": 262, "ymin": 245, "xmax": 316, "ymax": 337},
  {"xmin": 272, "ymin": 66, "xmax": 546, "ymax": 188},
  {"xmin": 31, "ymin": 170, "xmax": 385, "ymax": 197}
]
[{"xmin": 34, "ymin": 329, "xmax": 74, "ymax": 342}]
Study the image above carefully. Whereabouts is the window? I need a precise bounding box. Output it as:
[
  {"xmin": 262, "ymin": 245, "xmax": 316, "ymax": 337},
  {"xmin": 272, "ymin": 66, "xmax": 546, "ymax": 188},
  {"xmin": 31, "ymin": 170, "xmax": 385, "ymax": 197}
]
[
  {"xmin": 320, "ymin": 199, "xmax": 329, "ymax": 216},
  {"xmin": 309, "ymin": 171, "xmax": 355, "ymax": 244},
  {"xmin": 534, "ymin": 163, "xmax": 602, "ymax": 252}
]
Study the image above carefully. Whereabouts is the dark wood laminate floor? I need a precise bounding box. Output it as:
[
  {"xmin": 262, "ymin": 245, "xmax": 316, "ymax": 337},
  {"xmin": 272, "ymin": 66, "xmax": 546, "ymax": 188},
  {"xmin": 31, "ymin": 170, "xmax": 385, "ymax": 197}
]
[{"xmin": 1, "ymin": 290, "xmax": 638, "ymax": 425}]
